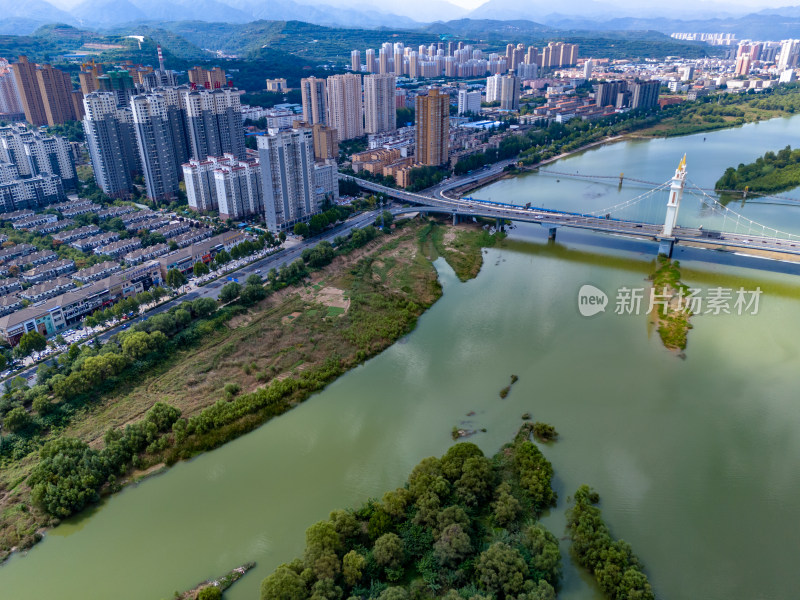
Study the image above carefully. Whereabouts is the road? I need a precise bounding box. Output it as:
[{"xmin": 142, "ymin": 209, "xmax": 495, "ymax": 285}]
[{"xmin": 10, "ymin": 208, "xmax": 385, "ymax": 386}]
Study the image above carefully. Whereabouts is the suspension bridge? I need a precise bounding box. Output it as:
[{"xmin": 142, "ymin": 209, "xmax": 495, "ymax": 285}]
[{"xmin": 340, "ymin": 156, "xmax": 800, "ymax": 259}]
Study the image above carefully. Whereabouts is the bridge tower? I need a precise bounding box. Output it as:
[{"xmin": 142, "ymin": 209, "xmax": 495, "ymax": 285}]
[{"xmin": 659, "ymin": 155, "xmax": 687, "ymax": 257}]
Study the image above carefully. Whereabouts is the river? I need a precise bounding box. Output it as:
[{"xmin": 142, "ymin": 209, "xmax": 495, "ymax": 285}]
[{"xmin": 2, "ymin": 116, "xmax": 800, "ymax": 600}]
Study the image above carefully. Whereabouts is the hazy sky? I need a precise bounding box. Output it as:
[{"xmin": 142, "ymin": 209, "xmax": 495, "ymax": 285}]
[{"xmin": 47, "ymin": 0, "xmax": 797, "ymax": 11}]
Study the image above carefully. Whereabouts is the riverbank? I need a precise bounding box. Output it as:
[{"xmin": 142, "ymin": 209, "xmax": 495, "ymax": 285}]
[
  {"xmin": 0, "ymin": 218, "xmax": 496, "ymax": 564},
  {"xmin": 446, "ymin": 86, "xmax": 800, "ymax": 199}
]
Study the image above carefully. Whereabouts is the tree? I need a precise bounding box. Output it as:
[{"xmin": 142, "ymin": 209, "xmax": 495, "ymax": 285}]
[
  {"xmin": 373, "ymin": 532, "xmax": 404, "ymax": 570},
  {"xmin": 493, "ymin": 482, "xmax": 521, "ymax": 527},
  {"xmin": 433, "ymin": 523, "xmax": 472, "ymax": 567},
  {"xmin": 191, "ymin": 297, "xmax": 218, "ymax": 318},
  {"xmin": 522, "ymin": 524, "xmax": 562, "ymax": 586},
  {"xmin": 4, "ymin": 406, "xmax": 32, "ymax": 433},
  {"xmin": 378, "ymin": 588, "xmax": 409, "ymax": 600},
  {"xmin": 213, "ymin": 249, "xmax": 231, "ymax": 266},
  {"xmin": 260, "ymin": 565, "xmax": 308, "ymax": 600},
  {"xmin": 166, "ymin": 269, "xmax": 187, "ymax": 289},
  {"xmin": 475, "ymin": 542, "xmax": 529, "ymax": 597},
  {"xmin": 16, "ymin": 331, "xmax": 47, "ymax": 356},
  {"xmin": 342, "ymin": 550, "xmax": 365, "ymax": 586},
  {"xmin": 278, "ymin": 231, "xmax": 287, "ymax": 243},
  {"xmin": 197, "ymin": 586, "xmax": 222, "ymax": 600},
  {"xmin": 193, "ymin": 261, "xmax": 210, "ymax": 277},
  {"xmin": 240, "ymin": 283, "xmax": 267, "ymax": 305},
  {"xmin": 294, "ymin": 222, "xmax": 310, "ymax": 238},
  {"xmin": 219, "ymin": 282, "xmax": 242, "ymax": 303}
]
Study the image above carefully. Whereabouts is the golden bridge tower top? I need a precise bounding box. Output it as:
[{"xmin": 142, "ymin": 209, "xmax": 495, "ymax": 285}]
[{"xmin": 662, "ymin": 154, "xmax": 687, "ymax": 238}]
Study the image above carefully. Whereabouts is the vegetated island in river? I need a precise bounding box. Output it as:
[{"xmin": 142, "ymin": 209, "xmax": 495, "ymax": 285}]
[
  {"xmin": 167, "ymin": 562, "xmax": 255, "ymax": 600},
  {"xmin": 0, "ymin": 217, "xmax": 502, "ymax": 562},
  {"xmin": 649, "ymin": 256, "xmax": 693, "ymax": 352},
  {"xmin": 715, "ymin": 145, "xmax": 800, "ymax": 197},
  {"xmin": 258, "ymin": 425, "xmax": 654, "ymax": 600}
]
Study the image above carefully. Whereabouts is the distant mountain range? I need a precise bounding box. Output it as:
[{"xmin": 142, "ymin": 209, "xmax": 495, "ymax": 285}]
[{"xmin": 1, "ymin": 0, "xmax": 799, "ymax": 40}]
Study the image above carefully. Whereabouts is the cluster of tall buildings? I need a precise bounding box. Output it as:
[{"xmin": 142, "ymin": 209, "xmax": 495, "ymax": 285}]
[
  {"xmin": 595, "ymin": 80, "xmax": 661, "ymax": 110},
  {"xmin": 9, "ymin": 56, "xmax": 83, "ymax": 127},
  {"xmin": 350, "ymin": 40, "xmax": 578, "ymax": 80},
  {"xmin": 0, "ymin": 124, "xmax": 76, "ymax": 212},
  {"xmin": 486, "ymin": 73, "xmax": 522, "ymax": 111}
]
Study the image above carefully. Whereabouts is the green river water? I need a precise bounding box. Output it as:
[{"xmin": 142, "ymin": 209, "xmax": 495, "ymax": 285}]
[{"xmin": 2, "ymin": 116, "xmax": 800, "ymax": 600}]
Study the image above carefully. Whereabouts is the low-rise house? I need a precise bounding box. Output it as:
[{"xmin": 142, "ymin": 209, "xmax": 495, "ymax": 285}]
[
  {"xmin": 61, "ymin": 203, "xmax": 101, "ymax": 218},
  {"xmin": 21, "ymin": 259, "xmax": 75, "ymax": 284},
  {"xmin": 71, "ymin": 260, "xmax": 122, "ymax": 283},
  {"xmin": 94, "ymin": 237, "xmax": 141, "ymax": 258},
  {"xmin": 19, "ymin": 276, "xmax": 74, "ymax": 303},
  {"xmin": 126, "ymin": 216, "xmax": 170, "ymax": 233},
  {"xmin": 13, "ymin": 214, "xmax": 58, "ymax": 230},
  {"xmin": 31, "ymin": 218, "xmax": 74, "ymax": 235},
  {"xmin": 124, "ymin": 243, "xmax": 169, "ymax": 265},
  {"xmin": 0, "ymin": 278, "xmax": 22, "ymax": 296},
  {"xmin": 173, "ymin": 227, "xmax": 213, "ymax": 248},
  {"xmin": 53, "ymin": 225, "xmax": 101, "ymax": 244},
  {"xmin": 157, "ymin": 230, "xmax": 247, "ymax": 278},
  {"xmin": 6, "ymin": 250, "xmax": 58, "ymax": 271},
  {"xmin": 97, "ymin": 206, "xmax": 136, "ymax": 220},
  {"xmin": 0, "ymin": 243, "xmax": 35, "ymax": 263},
  {"xmin": 71, "ymin": 231, "xmax": 119, "ymax": 252},
  {"xmin": 0, "ymin": 294, "xmax": 22, "ymax": 317},
  {"xmin": 1, "ymin": 209, "xmax": 34, "ymax": 223},
  {"xmin": 154, "ymin": 222, "xmax": 191, "ymax": 239}
]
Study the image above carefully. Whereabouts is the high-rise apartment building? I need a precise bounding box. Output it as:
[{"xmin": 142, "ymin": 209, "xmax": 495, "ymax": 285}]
[
  {"xmin": 540, "ymin": 42, "xmax": 579, "ymax": 69},
  {"xmin": 303, "ymin": 123, "xmax": 339, "ymax": 161},
  {"xmin": 97, "ymin": 70, "xmax": 138, "ymax": 107},
  {"xmin": 595, "ymin": 80, "xmax": 627, "ymax": 107},
  {"xmin": 188, "ymin": 66, "xmax": 227, "ymax": 89},
  {"xmin": 777, "ymin": 40, "xmax": 799, "ymax": 70},
  {"xmin": 82, "ymin": 92, "xmax": 140, "ymax": 198},
  {"xmin": 0, "ymin": 60, "xmax": 23, "ymax": 120},
  {"xmin": 379, "ymin": 44, "xmax": 391, "ymax": 75},
  {"xmin": 300, "ymin": 77, "xmax": 328, "ymax": 126},
  {"xmin": 257, "ymin": 129, "xmax": 317, "ymax": 232},
  {"xmin": 393, "ymin": 43, "xmax": 405, "ymax": 76},
  {"xmin": 0, "ymin": 124, "xmax": 77, "ymax": 189},
  {"xmin": 734, "ymin": 54, "xmax": 752, "ymax": 76},
  {"xmin": 213, "ymin": 156, "xmax": 263, "ymax": 220},
  {"xmin": 351, "ymin": 50, "xmax": 361, "ymax": 72},
  {"xmin": 409, "ymin": 52, "xmax": 420, "ymax": 79},
  {"xmin": 365, "ymin": 49, "xmax": 376, "ymax": 73},
  {"xmin": 180, "ymin": 87, "xmax": 245, "ymax": 161},
  {"xmin": 79, "ymin": 61, "xmax": 104, "ymax": 95},
  {"xmin": 457, "ymin": 89, "xmax": 481, "ymax": 115},
  {"xmin": 486, "ymin": 74, "xmax": 502, "ymax": 103},
  {"xmin": 364, "ymin": 74, "xmax": 396, "ymax": 135},
  {"xmin": 415, "ymin": 88, "xmax": 449, "ymax": 167},
  {"xmin": 583, "ymin": 58, "xmax": 594, "ymax": 80},
  {"xmin": 629, "ymin": 81, "xmax": 660, "ymax": 110},
  {"xmin": 326, "ymin": 73, "xmax": 364, "ymax": 141},
  {"xmin": 131, "ymin": 93, "xmax": 184, "ymax": 203},
  {"xmin": 499, "ymin": 74, "xmax": 520, "ymax": 111},
  {"xmin": 11, "ymin": 56, "xmax": 82, "ymax": 126}
]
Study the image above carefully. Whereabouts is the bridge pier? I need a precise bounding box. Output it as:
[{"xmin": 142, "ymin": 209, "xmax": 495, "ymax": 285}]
[
  {"xmin": 548, "ymin": 227, "xmax": 557, "ymax": 241},
  {"xmin": 453, "ymin": 213, "xmax": 459, "ymax": 226},
  {"xmin": 496, "ymin": 218, "xmax": 505, "ymax": 231},
  {"xmin": 658, "ymin": 239, "xmax": 674, "ymax": 258}
]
